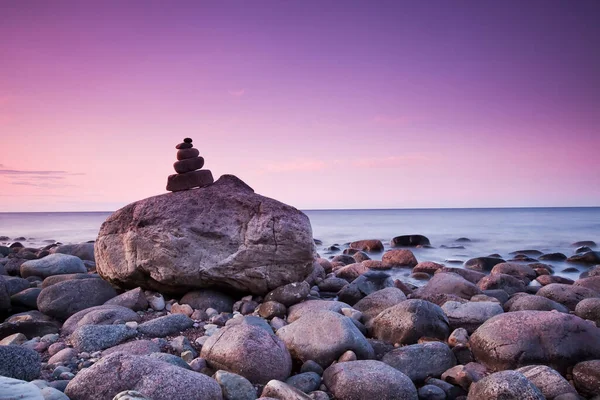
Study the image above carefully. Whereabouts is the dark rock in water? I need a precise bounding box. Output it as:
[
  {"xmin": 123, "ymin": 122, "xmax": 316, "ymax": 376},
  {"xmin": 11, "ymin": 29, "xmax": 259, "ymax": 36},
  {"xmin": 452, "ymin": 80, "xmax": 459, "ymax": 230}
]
[
  {"xmin": 382, "ymin": 341, "xmax": 456, "ymax": 383},
  {"xmin": 573, "ymin": 360, "xmax": 600, "ymax": 398},
  {"xmin": 467, "ymin": 371, "xmax": 545, "ymax": 400},
  {"xmin": 509, "ymin": 249, "xmax": 543, "ymax": 256},
  {"xmin": 567, "ymin": 251, "xmax": 600, "ymax": 265},
  {"xmin": 276, "ymin": 310, "xmax": 374, "ymax": 368},
  {"xmin": 382, "ymin": 249, "xmax": 418, "ymax": 267},
  {"xmin": 325, "ymin": 245, "xmax": 340, "ymax": 252},
  {"xmin": 354, "ymin": 287, "xmax": 407, "ymax": 324},
  {"xmin": 313, "ymin": 239, "xmax": 322, "ymax": 245},
  {"xmin": 507, "ymin": 294, "xmax": 569, "ymax": 313},
  {"xmin": 352, "ymin": 251, "xmax": 371, "ymax": 263},
  {"xmin": 508, "ymin": 254, "xmax": 537, "ymax": 262},
  {"xmin": 536, "ymin": 283, "xmax": 599, "ymax": 311},
  {"xmin": 337, "ymin": 271, "xmax": 394, "ymax": 306},
  {"xmin": 180, "ymin": 289, "xmax": 234, "ymax": 313},
  {"xmin": 21, "ymin": 253, "xmax": 87, "ymax": 279},
  {"xmin": 349, "ymin": 239, "xmax": 384, "ymax": 253},
  {"xmin": 200, "ymin": 324, "xmax": 292, "ymax": 384},
  {"xmin": 539, "ymin": 252, "xmax": 567, "ymax": 261},
  {"xmin": 10, "ymin": 288, "xmax": 41, "ymax": 309},
  {"xmin": 464, "ymin": 257, "xmax": 505, "ymax": 272},
  {"xmin": 323, "ymin": 360, "xmax": 418, "ymax": 400},
  {"xmin": 97, "ymin": 175, "xmax": 315, "ymax": 295},
  {"xmin": 104, "ymin": 287, "xmax": 148, "ymax": 311},
  {"xmin": 470, "ymin": 311, "xmax": 600, "ymax": 373},
  {"xmin": 137, "ymin": 314, "xmax": 194, "ymax": 337},
  {"xmin": 437, "ymin": 267, "xmax": 486, "ymax": 284},
  {"xmin": 572, "ymin": 240, "xmax": 597, "ymax": 248},
  {"xmin": 166, "ymin": 169, "xmax": 214, "ymax": 191},
  {"xmin": 441, "ymin": 244, "xmax": 465, "ymax": 249},
  {"xmin": 71, "ymin": 324, "xmax": 138, "ymax": 352},
  {"xmin": 331, "ymin": 254, "xmax": 355, "ymax": 265},
  {"xmin": 561, "ymin": 267, "xmax": 579, "ymax": 273},
  {"xmin": 456, "ymin": 237, "xmax": 471, "ymax": 242},
  {"xmin": 414, "ymin": 272, "xmax": 482, "ymax": 300},
  {"xmin": 0, "ymin": 345, "xmax": 41, "ymax": 381},
  {"xmin": 391, "ymin": 234, "xmax": 430, "ymax": 247},
  {"xmin": 369, "ymin": 299, "xmax": 449, "ymax": 345},
  {"xmin": 517, "ymin": 365, "xmax": 578, "ymax": 399},
  {"xmin": 37, "ymin": 278, "xmax": 117, "ymax": 320},
  {"xmin": 64, "ymin": 352, "xmax": 222, "ymax": 400},
  {"xmin": 576, "ymin": 246, "xmax": 593, "ymax": 254}
]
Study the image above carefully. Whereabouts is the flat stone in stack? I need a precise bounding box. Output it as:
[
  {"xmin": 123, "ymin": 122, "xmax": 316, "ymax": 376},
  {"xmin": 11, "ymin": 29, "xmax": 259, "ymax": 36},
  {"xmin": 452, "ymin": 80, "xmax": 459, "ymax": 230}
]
[{"xmin": 166, "ymin": 138, "xmax": 214, "ymax": 192}]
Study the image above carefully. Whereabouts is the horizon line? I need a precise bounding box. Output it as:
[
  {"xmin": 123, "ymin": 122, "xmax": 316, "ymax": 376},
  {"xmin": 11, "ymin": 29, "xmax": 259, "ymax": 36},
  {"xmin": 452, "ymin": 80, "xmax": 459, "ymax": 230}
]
[{"xmin": 1, "ymin": 205, "xmax": 600, "ymax": 214}]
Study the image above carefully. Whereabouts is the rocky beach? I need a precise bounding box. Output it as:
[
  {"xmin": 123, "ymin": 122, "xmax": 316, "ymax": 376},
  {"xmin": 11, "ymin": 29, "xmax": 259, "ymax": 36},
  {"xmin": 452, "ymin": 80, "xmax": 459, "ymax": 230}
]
[{"xmin": 2, "ymin": 162, "xmax": 600, "ymax": 399}]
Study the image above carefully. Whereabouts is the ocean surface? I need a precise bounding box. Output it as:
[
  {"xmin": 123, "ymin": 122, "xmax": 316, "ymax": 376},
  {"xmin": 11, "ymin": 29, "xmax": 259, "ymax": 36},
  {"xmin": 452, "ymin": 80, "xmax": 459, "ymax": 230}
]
[{"xmin": 1, "ymin": 208, "xmax": 598, "ymax": 282}]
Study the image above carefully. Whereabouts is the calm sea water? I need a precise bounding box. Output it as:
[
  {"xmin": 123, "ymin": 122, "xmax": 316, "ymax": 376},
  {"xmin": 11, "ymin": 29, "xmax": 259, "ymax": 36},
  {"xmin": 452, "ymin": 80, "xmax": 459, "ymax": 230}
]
[{"xmin": 1, "ymin": 208, "xmax": 598, "ymax": 281}]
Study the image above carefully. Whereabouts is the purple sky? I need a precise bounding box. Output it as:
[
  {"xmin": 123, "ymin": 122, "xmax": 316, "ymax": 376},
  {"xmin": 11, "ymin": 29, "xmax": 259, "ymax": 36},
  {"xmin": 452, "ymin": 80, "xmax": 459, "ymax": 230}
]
[{"xmin": 1, "ymin": 1, "xmax": 599, "ymax": 211}]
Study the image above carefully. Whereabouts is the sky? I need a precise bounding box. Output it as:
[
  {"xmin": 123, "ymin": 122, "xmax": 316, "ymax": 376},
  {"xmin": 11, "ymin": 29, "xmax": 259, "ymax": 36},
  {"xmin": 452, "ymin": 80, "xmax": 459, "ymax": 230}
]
[{"xmin": 0, "ymin": 0, "xmax": 599, "ymax": 212}]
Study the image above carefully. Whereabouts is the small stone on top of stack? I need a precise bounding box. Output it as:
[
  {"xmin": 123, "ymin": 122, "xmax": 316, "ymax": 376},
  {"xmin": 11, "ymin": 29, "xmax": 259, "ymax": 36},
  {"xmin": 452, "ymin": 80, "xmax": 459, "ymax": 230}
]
[{"xmin": 166, "ymin": 138, "xmax": 214, "ymax": 192}]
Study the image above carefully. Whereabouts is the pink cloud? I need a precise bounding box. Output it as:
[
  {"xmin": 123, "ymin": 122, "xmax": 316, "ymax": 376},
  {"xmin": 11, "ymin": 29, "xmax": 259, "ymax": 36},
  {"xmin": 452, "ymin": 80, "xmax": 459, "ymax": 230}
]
[{"xmin": 228, "ymin": 89, "xmax": 246, "ymax": 97}]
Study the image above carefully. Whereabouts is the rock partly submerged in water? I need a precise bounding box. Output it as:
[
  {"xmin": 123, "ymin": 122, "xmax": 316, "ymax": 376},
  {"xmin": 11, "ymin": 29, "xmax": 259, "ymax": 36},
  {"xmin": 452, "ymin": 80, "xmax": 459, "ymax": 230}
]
[{"xmin": 95, "ymin": 175, "xmax": 315, "ymax": 295}]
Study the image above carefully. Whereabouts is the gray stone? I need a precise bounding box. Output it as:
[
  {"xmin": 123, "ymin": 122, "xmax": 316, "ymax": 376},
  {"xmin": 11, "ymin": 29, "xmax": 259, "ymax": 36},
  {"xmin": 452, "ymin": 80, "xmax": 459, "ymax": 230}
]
[
  {"xmin": 441, "ymin": 301, "xmax": 504, "ymax": 333},
  {"xmin": 467, "ymin": 370, "xmax": 545, "ymax": 399},
  {"xmin": 148, "ymin": 352, "xmax": 191, "ymax": 369},
  {"xmin": 464, "ymin": 257, "xmax": 505, "ymax": 272},
  {"xmin": 96, "ymin": 175, "xmax": 314, "ymax": 295},
  {"xmin": 3, "ymin": 276, "xmax": 31, "ymax": 296},
  {"xmin": 353, "ymin": 287, "xmax": 407, "ymax": 324},
  {"xmin": 62, "ymin": 305, "xmax": 140, "ymax": 335},
  {"xmin": 101, "ymin": 339, "xmax": 161, "ymax": 356},
  {"xmin": 0, "ymin": 345, "xmax": 41, "ymax": 380},
  {"xmin": 173, "ymin": 156, "xmax": 205, "ymax": 174},
  {"xmin": 52, "ymin": 243, "xmax": 95, "ymax": 261},
  {"xmin": 180, "ymin": 289, "xmax": 235, "ymax": 313},
  {"xmin": 64, "ymin": 352, "xmax": 223, "ymax": 400},
  {"xmin": 470, "ymin": 310, "xmax": 600, "ymax": 373},
  {"xmin": 417, "ymin": 385, "xmax": 446, "ymax": 400},
  {"xmin": 337, "ymin": 271, "xmax": 395, "ymax": 306},
  {"xmin": 41, "ymin": 273, "xmax": 99, "ymax": 288},
  {"xmin": 285, "ymin": 372, "xmax": 321, "ymax": 393},
  {"xmin": 382, "ymin": 342, "xmax": 456, "ymax": 382},
  {"xmin": 21, "ymin": 254, "xmax": 86, "ymax": 279},
  {"xmin": 323, "ymin": 360, "xmax": 418, "ymax": 400},
  {"xmin": 200, "ymin": 324, "xmax": 292, "ymax": 384},
  {"xmin": 517, "ymin": 365, "xmax": 578, "ymax": 399},
  {"xmin": 264, "ymin": 281, "xmax": 311, "ymax": 307},
  {"xmin": 70, "ymin": 324, "xmax": 137, "ymax": 352},
  {"xmin": 225, "ymin": 315, "xmax": 273, "ymax": 334},
  {"xmin": 137, "ymin": 314, "xmax": 194, "ymax": 337},
  {"xmin": 104, "ymin": 287, "xmax": 148, "ymax": 311},
  {"xmin": 260, "ymin": 380, "xmax": 311, "ymax": 400},
  {"xmin": 10, "ymin": 288, "xmax": 41, "ymax": 309},
  {"xmin": 276, "ymin": 310, "xmax": 374, "ymax": 368},
  {"xmin": 0, "ymin": 376, "xmax": 44, "ymax": 400},
  {"xmin": 213, "ymin": 370, "xmax": 257, "ymax": 400},
  {"xmin": 287, "ymin": 300, "xmax": 351, "ymax": 322},
  {"xmin": 369, "ymin": 299, "xmax": 450, "ymax": 345},
  {"xmin": 37, "ymin": 278, "xmax": 117, "ymax": 320}
]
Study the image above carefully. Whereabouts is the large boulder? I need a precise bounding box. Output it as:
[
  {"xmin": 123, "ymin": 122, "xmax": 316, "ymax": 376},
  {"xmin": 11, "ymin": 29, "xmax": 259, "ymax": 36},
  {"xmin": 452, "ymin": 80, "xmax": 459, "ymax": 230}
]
[
  {"xmin": 37, "ymin": 278, "xmax": 117, "ymax": 320},
  {"xmin": 382, "ymin": 342, "xmax": 456, "ymax": 382},
  {"xmin": 200, "ymin": 323, "xmax": 292, "ymax": 384},
  {"xmin": 287, "ymin": 300, "xmax": 351, "ymax": 322},
  {"xmin": 536, "ymin": 283, "xmax": 599, "ymax": 311},
  {"xmin": 62, "ymin": 305, "xmax": 141, "ymax": 335},
  {"xmin": 95, "ymin": 175, "xmax": 315, "ymax": 295},
  {"xmin": 276, "ymin": 310, "xmax": 374, "ymax": 367},
  {"xmin": 323, "ymin": 360, "xmax": 418, "ymax": 400},
  {"xmin": 441, "ymin": 301, "xmax": 503, "ymax": 333},
  {"xmin": 64, "ymin": 352, "xmax": 223, "ymax": 400},
  {"xmin": 353, "ymin": 287, "xmax": 407, "ymax": 324},
  {"xmin": 516, "ymin": 365, "xmax": 578, "ymax": 399},
  {"xmin": 20, "ymin": 254, "xmax": 86, "ymax": 279},
  {"xmin": 470, "ymin": 311, "xmax": 600, "ymax": 373},
  {"xmin": 369, "ymin": 299, "xmax": 450, "ymax": 345}
]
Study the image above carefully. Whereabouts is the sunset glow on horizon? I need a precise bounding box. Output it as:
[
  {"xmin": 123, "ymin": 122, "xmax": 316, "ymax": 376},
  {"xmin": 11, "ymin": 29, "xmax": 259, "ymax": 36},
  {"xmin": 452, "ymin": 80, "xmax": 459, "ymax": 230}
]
[{"xmin": 1, "ymin": 1, "xmax": 599, "ymax": 212}]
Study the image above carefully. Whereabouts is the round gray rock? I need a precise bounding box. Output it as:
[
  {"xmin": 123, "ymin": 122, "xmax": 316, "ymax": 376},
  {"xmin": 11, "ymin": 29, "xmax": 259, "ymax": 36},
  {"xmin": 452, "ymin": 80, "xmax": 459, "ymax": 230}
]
[
  {"xmin": 276, "ymin": 310, "xmax": 374, "ymax": 367},
  {"xmin": 264, "ymin": 281, "xmax": 310, "ymax": 307},
  {"xmin": 323, "ymin": 360, "xmax": 418, "ymax": 400},
  {"xmin": 70, "ymin": 324, "xmax": 138, "ymax": 352},
  {"xmin": 213, "ymin": 370, "xmax": 256, "ymax": 400},
  {"xmin": 64, "ymin": 352, "xmax": 223, "ymax": 400},
  {"xmin": 0, "ymin": 345, "xmax": 41, "ymax": 380},
  {"xmin": 62, "ymin": 305, "xmax": 140, "ymax": 335},
  {"xmin": 354, "ymin": 287, "xmax": 407, "ymax": 324},
  {"xmin": 21, "ymin": 254, "xmax": 86, "ymax": 279},
  {"xmin": 382, "ymin": 341, "xmax": 456, "ymax": 382},
  {"xmin": 537, "ymin": 283, "xmax": 599, "ymax": 311},
  {"xmin": 467, "ymin": 370, "xmax": 545, "ymax": 399},
  {"xmin": 441, "ymin": 301, "xmax": 504, "ymax": 333},
  {"xmin": 200, "ymin": 323, "xmax": 292, "ymax": 384},
  {"xmin": 137, "ymin": 314, "xmax": 194, "ymax": 337},
  {"xmin": 287, "ymin": 300, "xmax": 351, "ymax": 322},
  {"xmin": 104, "ymin": 287, "xmax": 148, "ymax": 311},
  {"xmin": 52, "ymin": 243, "xmax": 95, "ymax": 261}
]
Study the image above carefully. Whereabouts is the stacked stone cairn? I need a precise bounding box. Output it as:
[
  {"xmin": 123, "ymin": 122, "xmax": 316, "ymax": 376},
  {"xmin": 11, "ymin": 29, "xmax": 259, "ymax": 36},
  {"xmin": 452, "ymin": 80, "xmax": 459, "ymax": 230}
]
[{"xmin": 166, "ymin": 138, "xmax": 214, "ymax": 192}]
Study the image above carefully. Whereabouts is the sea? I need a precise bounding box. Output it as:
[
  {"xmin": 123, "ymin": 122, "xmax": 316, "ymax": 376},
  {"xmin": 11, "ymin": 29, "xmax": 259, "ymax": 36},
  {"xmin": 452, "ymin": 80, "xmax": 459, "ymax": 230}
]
[{"xmin": 1, "ymin": 208, "xmax": 598, "ymax": 283}]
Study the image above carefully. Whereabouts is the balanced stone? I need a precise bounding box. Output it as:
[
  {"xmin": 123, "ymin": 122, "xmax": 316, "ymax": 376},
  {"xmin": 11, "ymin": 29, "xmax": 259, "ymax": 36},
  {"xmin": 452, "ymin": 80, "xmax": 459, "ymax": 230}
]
[
  {"xmin": 175, "ymin": 142, "xmax": 193, "ymax": 149},
  {"xmin": 173, "ymin": 156, "xmax": 204, "ymax": 174},
  {"xmin": 183, "ymin": 137, "xmax": 192, "ymax": 143},
  {"xmin": 176, "ymin": 148, "xmax": 199, "ymax": 160},
  {"xmin": 166, "ymin": 170, "xmax": 214, "ymax": 192}
]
